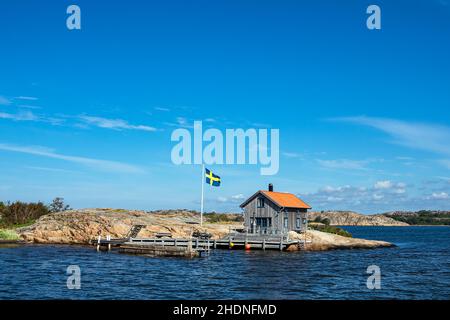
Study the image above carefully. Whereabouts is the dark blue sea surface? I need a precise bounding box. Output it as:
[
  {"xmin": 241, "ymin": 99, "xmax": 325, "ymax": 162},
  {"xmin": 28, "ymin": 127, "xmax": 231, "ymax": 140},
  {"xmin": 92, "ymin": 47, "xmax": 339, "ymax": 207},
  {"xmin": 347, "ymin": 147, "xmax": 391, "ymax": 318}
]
[{"xmin": 1, "ymin": 227, "xmax": 449, "ymax": 300}]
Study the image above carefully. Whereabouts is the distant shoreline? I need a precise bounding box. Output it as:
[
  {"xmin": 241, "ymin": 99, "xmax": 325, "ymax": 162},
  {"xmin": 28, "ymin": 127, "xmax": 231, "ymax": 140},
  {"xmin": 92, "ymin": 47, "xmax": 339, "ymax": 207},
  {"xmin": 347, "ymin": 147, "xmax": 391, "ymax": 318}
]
[
  {"xmin": 309, "ymin": 210, "xmax": 450, "ymax": 227},
  {"xmin": 337, "ymin": 224, "xmax": 449, "ymax": 227}
]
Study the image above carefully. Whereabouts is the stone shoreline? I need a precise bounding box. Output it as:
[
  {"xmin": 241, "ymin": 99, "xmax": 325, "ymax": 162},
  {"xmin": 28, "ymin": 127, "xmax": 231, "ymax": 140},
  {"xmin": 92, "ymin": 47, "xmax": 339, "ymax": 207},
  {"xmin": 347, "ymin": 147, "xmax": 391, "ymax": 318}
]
[{"xmin": 288, "ymin": 230, "xmax": 395, "ymax": 251}]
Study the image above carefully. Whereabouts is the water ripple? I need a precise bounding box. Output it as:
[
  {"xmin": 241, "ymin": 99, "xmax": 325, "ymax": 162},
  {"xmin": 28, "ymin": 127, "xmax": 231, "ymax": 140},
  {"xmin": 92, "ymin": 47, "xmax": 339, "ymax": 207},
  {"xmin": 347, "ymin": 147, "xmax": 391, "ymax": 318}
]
[{"xmin": 1, "ymin": 227, "xmax": 450, "ymax": 299}]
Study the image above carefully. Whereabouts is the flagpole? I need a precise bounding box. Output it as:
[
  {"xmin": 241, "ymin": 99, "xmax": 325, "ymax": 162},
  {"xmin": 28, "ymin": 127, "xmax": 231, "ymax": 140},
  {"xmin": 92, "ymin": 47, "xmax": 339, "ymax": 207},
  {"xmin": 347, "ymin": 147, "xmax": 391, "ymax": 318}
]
[{"xmin": 200, "ymin": 163, "xmax": 204, "ymax": 227}]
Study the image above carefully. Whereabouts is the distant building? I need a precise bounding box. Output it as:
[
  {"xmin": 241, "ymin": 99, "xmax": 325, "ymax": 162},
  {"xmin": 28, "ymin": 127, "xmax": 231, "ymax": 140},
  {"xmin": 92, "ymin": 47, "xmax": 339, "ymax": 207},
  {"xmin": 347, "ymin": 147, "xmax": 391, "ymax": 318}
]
[{"xmin": 240, "ymin": 184, "xmax": 311, "ymax": 234}]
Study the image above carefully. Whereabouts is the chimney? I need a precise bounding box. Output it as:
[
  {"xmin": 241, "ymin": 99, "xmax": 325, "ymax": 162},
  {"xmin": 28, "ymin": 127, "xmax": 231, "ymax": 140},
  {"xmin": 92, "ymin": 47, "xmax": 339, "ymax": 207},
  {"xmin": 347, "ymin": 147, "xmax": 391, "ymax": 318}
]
[{"xmin": 268, "ymin": 183, "xmax": 274, "ymax": 192}]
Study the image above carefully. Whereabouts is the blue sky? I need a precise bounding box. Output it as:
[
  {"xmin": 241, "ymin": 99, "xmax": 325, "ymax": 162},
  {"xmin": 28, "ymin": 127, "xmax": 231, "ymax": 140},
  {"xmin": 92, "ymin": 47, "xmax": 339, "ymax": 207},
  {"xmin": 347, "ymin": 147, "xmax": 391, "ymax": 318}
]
[{"xmin": 1, "ymin": 0, "xmax": 450, "ymax": 213}]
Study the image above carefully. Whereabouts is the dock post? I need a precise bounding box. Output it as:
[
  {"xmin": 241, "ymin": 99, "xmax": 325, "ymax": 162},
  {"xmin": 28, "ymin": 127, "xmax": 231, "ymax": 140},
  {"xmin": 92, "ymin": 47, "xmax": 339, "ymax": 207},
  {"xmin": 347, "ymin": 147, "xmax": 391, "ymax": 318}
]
[
  {"xmin": 213, "ymin": 239, "xmax": 217, "ymax": 249},
  {"xmin": 262, "ymin": 239, "xmax": 266, "ymax": 251},
  {"xmin": 106, "ymin": 235, "xmax": 111, "ymax": 252},
  {"xmin": 196, "ymin": 238, "xmax": 199, "ymax": 249},
  {"xmin": 279, "ymin": 242, "xmax": 283, "ymax": 251},
  {"xmin": 96, "ymin": 235, "xmax": 101, "ymax": 252},
  {"xmin": 303, "ymin": 233, "xmax": 306, "ymax": 250},
  {"xmin": 174, "ymin": 239, "xmax": 177, "ymax": 247}
]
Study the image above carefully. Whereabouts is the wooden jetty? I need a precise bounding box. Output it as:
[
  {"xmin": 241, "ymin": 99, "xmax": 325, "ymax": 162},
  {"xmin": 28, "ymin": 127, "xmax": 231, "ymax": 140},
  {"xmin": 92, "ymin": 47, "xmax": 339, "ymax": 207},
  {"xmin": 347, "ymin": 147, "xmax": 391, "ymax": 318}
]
[
  {"xmin": 90, "ymin": 225, "xmax": 309, "ymax": 257},
  {"xmin": 119, "ymin": 243, "xmax": 200, "ymax": 258},
  {"xmin": 91, "ymin": 234, "xmax": 304, "ymax": 256}
]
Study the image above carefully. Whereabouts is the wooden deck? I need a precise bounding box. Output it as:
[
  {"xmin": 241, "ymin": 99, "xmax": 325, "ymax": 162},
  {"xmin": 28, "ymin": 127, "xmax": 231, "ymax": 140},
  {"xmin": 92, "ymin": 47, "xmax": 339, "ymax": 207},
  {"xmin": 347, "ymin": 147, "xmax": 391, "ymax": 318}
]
[
  {"xmin": 119, "ymin": 243, "xmax": 202, "ymax": 258},
  {"xmin": 91, "ymin": 234, "xmax": 306, "ymax": 256}
]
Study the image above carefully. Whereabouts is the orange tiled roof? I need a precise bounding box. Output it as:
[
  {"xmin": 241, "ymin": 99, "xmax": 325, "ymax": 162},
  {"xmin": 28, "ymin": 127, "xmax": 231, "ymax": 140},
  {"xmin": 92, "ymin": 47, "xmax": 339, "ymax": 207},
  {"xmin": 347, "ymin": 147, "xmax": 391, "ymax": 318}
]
[{"xmin": 261, "ymin": 191, "xmax": 311, "ymax": 209}]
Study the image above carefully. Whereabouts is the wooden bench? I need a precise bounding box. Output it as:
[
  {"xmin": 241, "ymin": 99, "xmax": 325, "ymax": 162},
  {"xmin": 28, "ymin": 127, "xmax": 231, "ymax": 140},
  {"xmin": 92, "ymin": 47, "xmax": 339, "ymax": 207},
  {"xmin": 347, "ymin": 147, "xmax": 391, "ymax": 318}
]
[
  {"xmin": 193, "ymin": 231, "xmax": 212, "ymax": 240},
  {"xmin": 155, "ymin": 232, "xmax": 173, "ymax": 239}
]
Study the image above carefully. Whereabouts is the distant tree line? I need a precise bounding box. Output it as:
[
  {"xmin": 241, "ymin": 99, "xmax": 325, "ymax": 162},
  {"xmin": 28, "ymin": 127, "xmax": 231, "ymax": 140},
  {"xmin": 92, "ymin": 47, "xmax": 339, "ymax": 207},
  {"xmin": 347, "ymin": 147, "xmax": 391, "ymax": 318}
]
[
  {"xmin": 204, "ymin": 212, "xmax": 244, "ymax": 223},
  {"xmin": 0, "ymin": 197, "xmax": 71, "ymax": 227},
  {"xmin": 385, "ymin": 211, "xmax": 450, "ymax": 226}
]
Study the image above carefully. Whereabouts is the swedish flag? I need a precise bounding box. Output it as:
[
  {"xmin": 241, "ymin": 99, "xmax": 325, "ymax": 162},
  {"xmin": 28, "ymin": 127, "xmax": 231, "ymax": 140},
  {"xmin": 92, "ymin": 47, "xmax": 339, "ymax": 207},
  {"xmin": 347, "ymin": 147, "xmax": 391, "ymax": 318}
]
[{"xmin": 205, "ymin": 168, "xmax": 221, "ymax": 187}]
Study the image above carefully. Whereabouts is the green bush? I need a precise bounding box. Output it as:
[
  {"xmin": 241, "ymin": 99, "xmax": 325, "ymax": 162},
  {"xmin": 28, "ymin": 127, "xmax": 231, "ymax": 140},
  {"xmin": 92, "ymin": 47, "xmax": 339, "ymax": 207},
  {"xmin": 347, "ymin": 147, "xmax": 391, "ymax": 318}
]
[
  {"xmin": 310, "ymin": 224, "xmax": 352, "ymax": 238},
  {"xmin": 0, "ymin": 201, "xmax": 50, "ymax": 227},
  {"xmin": 0, "ymin": 229, "xmax": 19, "ymax": 240},
  {"xmin": 204, "ymin": 213, "xmax": 244, "ymax": 224},
  {"xmin": 313, "ymin": 216, "xmax": 331, "ymax": 226}
]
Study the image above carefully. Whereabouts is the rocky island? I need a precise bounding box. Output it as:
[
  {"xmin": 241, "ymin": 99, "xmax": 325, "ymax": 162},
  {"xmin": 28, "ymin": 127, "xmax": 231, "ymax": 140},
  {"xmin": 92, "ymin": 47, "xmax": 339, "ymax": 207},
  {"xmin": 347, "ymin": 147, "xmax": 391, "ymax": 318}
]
[
  {"xmin": 16, "ymin": 208, "xmax": 395, "ymax": 251},
  {"xmin": 308, "ymin": 211, "xmax": 409, "ymax": 226}
]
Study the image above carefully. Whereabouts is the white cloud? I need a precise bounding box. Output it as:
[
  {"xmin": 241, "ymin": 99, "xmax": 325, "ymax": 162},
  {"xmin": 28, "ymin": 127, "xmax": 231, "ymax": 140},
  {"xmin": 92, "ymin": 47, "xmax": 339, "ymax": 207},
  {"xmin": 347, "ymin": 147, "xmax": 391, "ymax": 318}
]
[
  {"xmin": 438, "ymin": 159, "xmax": 450, "ymax": 170},
  {"xmin": 24, "ymin": 166, "xmax": 79, "ymax": 174},
  {"xmin": 297, "ymin": 180, "xmax": 416, "ymax": 213},
  {"xmin": 372, "ymin": 194, "xmax": 384, "ymax": 200},
  {"xmin": 374, "ymin": 180, "xmax": 393, "ymax": 189},
  {"xmin": 396, "ymin": 182, "xmax": 407, "ymax": 188},
  {"xmin": 0, "ymin": 110, "xmax": 64, "ymax": 125},
  {"xmin": 231, "ymin": 194, "xmax": 245, "ymax": 200},
  {"xmin": 217, "ymin": 194, "xmax": 246, "ymax": 204},
  {"xmin": 326, "ymin": 196, "xmax": 344, "ymax": 202},
  {"xmin": 393, "ymin": 188, "xmax": 406, "ymax": 194},
  {"xmin": 154, "ymin": 107, "xmax": 170, "ymax": 112},
  {"xmin": 0, "ymin": 96, "xmax": 12, "ymax": 105},
  {"xmin": 0, "ymin": 110, "xmax": 155, "ymax": 132},
  {"xmin": 17, "ymin": 105, "xmax": 42, "ymax": 110},
  {"xmin": 330, "ymin": 116, "xmax": 450, "ymax": 156},
  {"xmin": 164, "ymin": 117, "xmax": 194, "ymax": 129},
  {"xmin": 320, "ymin": 185, "xmax": 352, "ymax": 193},
  {"xmin": 176, "ymin": 117, "xmax": 188, "ymax": 125},
  {"xmin": 317, "ymin": 159, "xmax": 369, "ymax": 170},
  {"xmin": 79, "ymin": 115, "xmax": 157, "ymax": 132},
  {"xmin": 374, "ymin": 181, "xmax": 406, "ymax": 195},
  {"xmin": 217, "ymin": 196, "xmax": 228, "ymax": 203},
  {"xmin": 430, "ymin": 192, "xmax": 449, "ymax": 200},
  {"xmin": 0, "ymin": 143, "xmax": 144, "ymax": 174},
  {"xmin": 14, "ymin": 96, "xmax": 38, "ymax": 101},
  {"xmin": 0, "ymin": 110, "xmax": 39, "ymax": 121},
  {"xmin": 282, "ymin": 152, "xmax": 302, "ymax": 159}
]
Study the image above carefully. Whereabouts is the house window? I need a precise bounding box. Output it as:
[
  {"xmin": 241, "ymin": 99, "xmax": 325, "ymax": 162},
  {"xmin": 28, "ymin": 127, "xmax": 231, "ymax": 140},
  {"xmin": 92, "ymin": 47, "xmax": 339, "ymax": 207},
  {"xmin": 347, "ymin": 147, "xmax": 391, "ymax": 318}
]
[
  {"xmin": 257, "ymin": 197, "xmax": 265, "ymax": 208},
  {"xmin": 255, "ymin": 218, "xmax": 272, "ymax": 228},
  {"xmin": 296, "ymin": 216, "xmax": 301, "ymax": 229},
  {"xmin": 284, "ymin": 215, "xmax": 289, "ymax": 229},
  {"xmin": 261, "ymin": 218, "xmax": 267, "ymax": 228}
]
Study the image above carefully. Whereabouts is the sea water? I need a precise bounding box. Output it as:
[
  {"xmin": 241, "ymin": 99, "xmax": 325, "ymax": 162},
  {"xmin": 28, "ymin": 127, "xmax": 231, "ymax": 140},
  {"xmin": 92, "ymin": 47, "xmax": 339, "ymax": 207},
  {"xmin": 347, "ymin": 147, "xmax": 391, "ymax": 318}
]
[{"xmin": 0, "ymin": 227, "xmax": 449, "ymax": 300}]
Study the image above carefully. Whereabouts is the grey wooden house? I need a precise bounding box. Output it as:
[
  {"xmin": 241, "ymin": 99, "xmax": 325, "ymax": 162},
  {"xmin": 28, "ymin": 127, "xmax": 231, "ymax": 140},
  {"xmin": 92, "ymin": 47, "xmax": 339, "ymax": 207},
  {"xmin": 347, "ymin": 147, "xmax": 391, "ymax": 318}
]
[{"xmin": 240, "ymin": 184, "xmax": 311, "ymax": 234}]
